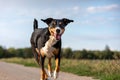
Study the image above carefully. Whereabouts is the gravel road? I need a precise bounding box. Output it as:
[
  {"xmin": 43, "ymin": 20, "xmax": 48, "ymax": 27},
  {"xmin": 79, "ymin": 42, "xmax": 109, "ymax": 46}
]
[{"xmin": 0, "ymin": 61, "xmax": 94, "ymax": 80}]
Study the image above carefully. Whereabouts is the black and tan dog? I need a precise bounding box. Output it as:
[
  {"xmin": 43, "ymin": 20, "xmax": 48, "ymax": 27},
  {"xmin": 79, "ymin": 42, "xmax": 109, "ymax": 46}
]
[{"xmin": 30, "ymin": 18, "xmax": 73, "ymax": 80}]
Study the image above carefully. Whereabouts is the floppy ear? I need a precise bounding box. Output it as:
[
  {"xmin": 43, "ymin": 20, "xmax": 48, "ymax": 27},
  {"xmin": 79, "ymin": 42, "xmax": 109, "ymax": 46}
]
[
  {"xmin": 62, "ymin": 18, "xmax": 74, "ymax": 26},
  {"xmin": 41, "ymin": 18, "xmax": 53, "ymax": 25}
]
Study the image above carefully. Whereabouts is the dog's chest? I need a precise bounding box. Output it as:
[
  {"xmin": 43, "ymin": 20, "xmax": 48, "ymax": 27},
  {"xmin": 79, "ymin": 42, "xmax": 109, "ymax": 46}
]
[{"xmin": 42, "ymin": 36, "xmax": 57, "ymax": 58}]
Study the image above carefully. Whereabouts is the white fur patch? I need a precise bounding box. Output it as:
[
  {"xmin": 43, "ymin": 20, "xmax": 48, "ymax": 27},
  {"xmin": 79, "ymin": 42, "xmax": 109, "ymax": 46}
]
[
  {"xmin": 48, "ymin": 71, "xmax": 52, "ymax": 77},
  {"xmin": 53, "ymin": 71, "xmax": 59, "ymax": 79},
  {"xmin": 42, "ymin": 36, "xmax": 58, "ymax": 58}
]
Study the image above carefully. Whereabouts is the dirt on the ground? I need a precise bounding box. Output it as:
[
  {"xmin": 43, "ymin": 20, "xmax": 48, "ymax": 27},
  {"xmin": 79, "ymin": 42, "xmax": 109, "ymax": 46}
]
[{"xmin": 0, "ymin": 61, "xmax": 94, "ymax": 80}]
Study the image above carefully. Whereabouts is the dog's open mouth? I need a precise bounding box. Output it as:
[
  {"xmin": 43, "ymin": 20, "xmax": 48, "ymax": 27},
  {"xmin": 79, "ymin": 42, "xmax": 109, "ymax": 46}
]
[
  {"xmin": 54, "ymin": 33, "xmax": 61, "ymax": 40},
  {"xmin": 51, "ymin": 31, "xmax": 61, "ymax": 40}
]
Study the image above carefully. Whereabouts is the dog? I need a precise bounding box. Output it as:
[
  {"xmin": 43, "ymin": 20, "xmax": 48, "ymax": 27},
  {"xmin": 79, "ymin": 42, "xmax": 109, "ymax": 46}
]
[{"xmin": 30, "ymin": 18, "xmax": 73, "ymax": 80}]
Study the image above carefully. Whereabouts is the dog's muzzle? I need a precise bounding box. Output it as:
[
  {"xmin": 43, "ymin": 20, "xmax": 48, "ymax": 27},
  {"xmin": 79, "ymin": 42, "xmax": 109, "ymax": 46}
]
[{"xmin": 54, "ymin": 29, "xmax": 61, "ymax": 40}]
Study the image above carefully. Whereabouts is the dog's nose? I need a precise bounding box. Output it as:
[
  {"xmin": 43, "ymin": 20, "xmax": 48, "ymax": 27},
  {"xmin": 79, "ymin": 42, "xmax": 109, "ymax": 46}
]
[{"xmin": 56, "ymin": 29, "xmax": 60, "ymax": 33}]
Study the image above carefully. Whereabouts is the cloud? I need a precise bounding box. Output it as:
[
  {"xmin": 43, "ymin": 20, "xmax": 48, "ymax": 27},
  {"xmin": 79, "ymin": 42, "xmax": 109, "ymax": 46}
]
[
  {"xmin": 34, "ymin": 6, "xmax": 81, "ymax": 18},
  {"xmin": 87, "ymin": 4, "xmax": 120, "ymax": 13},
  {"xmin": 73, "ymin": 6, "xmax": 80, "ymax": 11}
]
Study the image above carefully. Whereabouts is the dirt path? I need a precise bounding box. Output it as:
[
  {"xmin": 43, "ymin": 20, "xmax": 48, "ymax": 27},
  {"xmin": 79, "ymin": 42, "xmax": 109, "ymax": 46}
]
[{"xmin": 0, "ymin": 61, "xmax": 94, "ymax": 80}]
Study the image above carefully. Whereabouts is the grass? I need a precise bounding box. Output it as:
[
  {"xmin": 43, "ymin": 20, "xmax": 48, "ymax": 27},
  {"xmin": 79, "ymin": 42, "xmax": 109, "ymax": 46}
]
[{"xmin": 1, "ymin": 58, "xmax": 120, "ymax": 80}]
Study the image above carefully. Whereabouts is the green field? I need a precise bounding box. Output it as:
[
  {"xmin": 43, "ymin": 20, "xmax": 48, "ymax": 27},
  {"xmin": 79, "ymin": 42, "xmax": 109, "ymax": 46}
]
[{"xmin": 1, "ymin": 58, "xmax": 120, "ymax": 80}]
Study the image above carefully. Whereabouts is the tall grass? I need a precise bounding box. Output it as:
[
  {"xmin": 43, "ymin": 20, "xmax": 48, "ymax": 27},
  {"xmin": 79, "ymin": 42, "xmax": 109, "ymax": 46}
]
[
  {"xmin": 1, "ymin": 58, "xmax": 120, "ymax": 80},
  {"xmin": 60, "ymin": 59, "xmax": 120, "ymax": 80}
]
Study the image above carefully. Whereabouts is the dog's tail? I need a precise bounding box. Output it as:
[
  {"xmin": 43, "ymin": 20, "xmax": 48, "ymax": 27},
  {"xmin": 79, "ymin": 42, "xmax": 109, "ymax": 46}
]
[{"xmin": 33, "ymin": 19, "xmax": 38, "ymax": 30}]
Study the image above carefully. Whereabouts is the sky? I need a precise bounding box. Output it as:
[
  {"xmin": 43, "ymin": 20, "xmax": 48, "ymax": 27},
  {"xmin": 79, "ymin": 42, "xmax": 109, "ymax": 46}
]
[{"xmin": 0, "ymin": 0, "xmax": 120, "ymax": 51}]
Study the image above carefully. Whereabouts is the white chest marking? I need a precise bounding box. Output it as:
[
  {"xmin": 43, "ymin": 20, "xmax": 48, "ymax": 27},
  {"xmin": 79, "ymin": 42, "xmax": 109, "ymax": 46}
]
[{"xmin": 42, "ymin": 36, "xmax": 58, "ymax": 58}]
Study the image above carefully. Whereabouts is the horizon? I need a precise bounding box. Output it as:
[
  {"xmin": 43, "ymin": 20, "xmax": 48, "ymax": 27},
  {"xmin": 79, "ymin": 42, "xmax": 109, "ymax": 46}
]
[
  {"xmin": 0, "ymin": 0, "xmax": 120, "ymax": 51},
  {"xmin": 0, "ymin": 44, "xmax": 119, "ymax": 52}
]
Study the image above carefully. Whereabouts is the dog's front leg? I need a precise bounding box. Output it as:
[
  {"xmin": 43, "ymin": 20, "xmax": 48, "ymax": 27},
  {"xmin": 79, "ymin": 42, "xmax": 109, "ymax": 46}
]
[
  {"xmin": 48, "ymin": 58, "xmax": 52, "ymax": 77},
  {"xmin": 54, "ymin": 55, "xmax": 60, "ymax": 79},
  {"xmin": 40, "ymin": 56, "xmax": 48, "ymax": 80}
]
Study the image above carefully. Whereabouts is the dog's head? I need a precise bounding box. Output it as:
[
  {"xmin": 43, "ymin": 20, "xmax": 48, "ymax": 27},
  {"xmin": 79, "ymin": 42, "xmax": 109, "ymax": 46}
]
[{"xmin": 41, "ymin": 18, "xmax": 74, "ymax": 40}]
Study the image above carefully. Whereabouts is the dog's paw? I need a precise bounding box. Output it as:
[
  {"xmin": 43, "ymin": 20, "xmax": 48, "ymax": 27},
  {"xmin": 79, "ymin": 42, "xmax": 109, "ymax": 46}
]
[
  {"xmin": 45, "ymin": 78, "xmax": 50, "ymax": 80},
  {"xmin": 40, "ymin": 78, "xmax": 50, "ymax": 80},
  {"xmin": 48, "ymin": 71, "xmax": 52, "ymax": 77},
  {"xmin": 53, "ymin": 71, "xmax": 59, "ymax": 79}
]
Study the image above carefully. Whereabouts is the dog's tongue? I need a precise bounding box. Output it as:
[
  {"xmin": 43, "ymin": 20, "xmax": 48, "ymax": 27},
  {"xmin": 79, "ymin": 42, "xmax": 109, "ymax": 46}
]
[{"xmin": 56, "ymin": 34, "xmax": 61, "ymax": 40}]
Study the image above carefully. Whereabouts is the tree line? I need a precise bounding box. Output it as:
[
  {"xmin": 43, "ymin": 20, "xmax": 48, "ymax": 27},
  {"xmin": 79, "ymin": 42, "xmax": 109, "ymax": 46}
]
[
  {"xmin": 0, "ymin": 46, "xmax": 33, "ymax": 58},
  {"xmin": 0, "ymin": 45, "xmax": 120, "ymax": 59}
]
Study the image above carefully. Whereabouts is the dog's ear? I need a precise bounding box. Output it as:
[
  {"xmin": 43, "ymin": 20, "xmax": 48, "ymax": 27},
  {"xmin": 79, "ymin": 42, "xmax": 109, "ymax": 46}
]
[
  {"xmin": 62, "ymin": 18, "xmax": 74, "ymax": 26},
  {"xmin": 41, "ymin": 18, "xmax": 53, "ymax": 25}
]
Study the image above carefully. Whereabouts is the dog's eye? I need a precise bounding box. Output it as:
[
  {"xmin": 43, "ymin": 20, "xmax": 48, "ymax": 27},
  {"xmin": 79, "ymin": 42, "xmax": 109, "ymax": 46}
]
[
  {"xmin": 59, "ymin": 22, "xmax": 65, "ymax": 29},
  {"xmin": 59, "ymin": 22, "xmax": 62, "ymax": 25},
  {"xmin": 50, "ymin": 23, "xmax": 56, "ymax": 28}
]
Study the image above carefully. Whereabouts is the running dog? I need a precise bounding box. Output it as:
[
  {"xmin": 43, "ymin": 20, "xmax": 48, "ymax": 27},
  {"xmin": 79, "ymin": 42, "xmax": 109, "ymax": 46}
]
[{"xmin": 30, "ymin": 18, "xmax": 73, "ymax": 80}]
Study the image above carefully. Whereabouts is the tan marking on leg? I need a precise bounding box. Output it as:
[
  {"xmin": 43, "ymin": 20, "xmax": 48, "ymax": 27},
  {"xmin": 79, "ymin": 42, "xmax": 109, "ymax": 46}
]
[
  {"xmin": 55, "ymin": 58, "xmax": 60, "ymax": 72},
  {"xmin": 35, "ymin": 48, "xmax": 39, "ymax": 54},
  {"xmin": 36, "ymin": 48, "xmax": 45, "ymax": 57},
  {"xmin": 41, "ymin": 69, "xmax": 48, "ymax": 80},
  {"xmin": 35, "ymin": 48, "xmax": 41, "ymax": 64},
  {"xmin": 41, "ymin": 69, "xmax": 45, "ymax": 80},
  {"xmin": 40, "ymin": 49, "xmax": 45, "ymax": 57},
  {"xmin": 45, "ymin": 72, "xmax": 48, "ymax": 79},
  {"xmin": 54, "ymin": 57, "xmax": 60, "ymax": 79}
]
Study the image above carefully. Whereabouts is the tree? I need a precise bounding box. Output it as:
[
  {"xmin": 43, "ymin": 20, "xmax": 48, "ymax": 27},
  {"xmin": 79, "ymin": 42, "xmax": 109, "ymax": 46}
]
[
  {"xmin": 23, "ymin": 48, "xmax": 33, "ymax": 58},
  {"xmin": 72, "ymin": 50, "xmax": 82, "ymax": 59},
  {"xmin": 7, "ymin": 47, "xmax": 17, "ymax": 57},
  {"xmin": 62, "ymin": 48, "xmax": 73, "ymax": 59},
  {"xmin": 16, "ymin": 49, "xmax": 24, "ymax": 57},
  {"xmin": 81, "ymin": 49, "xmax": 88, "ymax": 59},
  {"xmin": 103, "ymin": 45, "xmax": 113, "ymax": 59},
  {"xmin": 87, "ymin": 51, "xmax": 95, "ymax": 59},
  {"xmin": 113, "ymin": 51, "xmax": 120, "ymax": 59},
  {"xmin": 0, "ymin": 46, "xmax": 4, "ymax": 58}
]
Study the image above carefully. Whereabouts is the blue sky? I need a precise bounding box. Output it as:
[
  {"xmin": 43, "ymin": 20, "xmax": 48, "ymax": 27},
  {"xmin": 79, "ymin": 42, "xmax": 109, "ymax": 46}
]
[{"xmin": 0, "ymin": 0, "xmax": 120, "ymax": 50}]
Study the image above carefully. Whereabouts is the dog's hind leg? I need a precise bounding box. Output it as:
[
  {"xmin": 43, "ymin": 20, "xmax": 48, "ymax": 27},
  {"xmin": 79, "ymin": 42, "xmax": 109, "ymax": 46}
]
[
  {"xmin": 40, "ymin": 56, "xmax": 46, "ymax": 80},
  {"xmin": 40, "ymin": 56, "xmax": 48, "ymax": 80}
]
